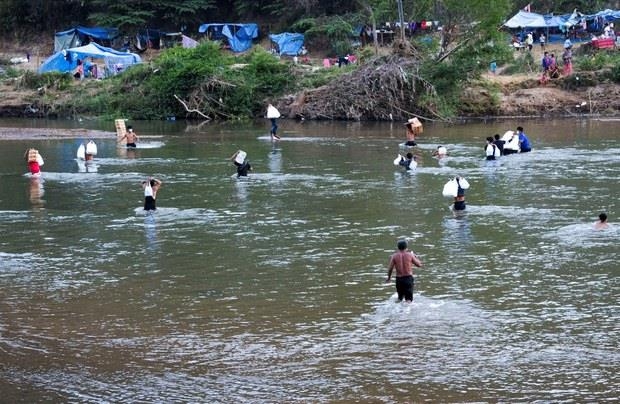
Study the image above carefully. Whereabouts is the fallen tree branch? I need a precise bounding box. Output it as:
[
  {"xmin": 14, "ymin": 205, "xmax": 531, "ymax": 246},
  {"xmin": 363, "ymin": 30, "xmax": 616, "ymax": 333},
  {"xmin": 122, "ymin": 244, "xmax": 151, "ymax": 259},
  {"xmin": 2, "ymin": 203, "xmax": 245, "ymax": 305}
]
[{"xmin": 174, "ymin": 94, "xmax": 211, "ymax": 120}]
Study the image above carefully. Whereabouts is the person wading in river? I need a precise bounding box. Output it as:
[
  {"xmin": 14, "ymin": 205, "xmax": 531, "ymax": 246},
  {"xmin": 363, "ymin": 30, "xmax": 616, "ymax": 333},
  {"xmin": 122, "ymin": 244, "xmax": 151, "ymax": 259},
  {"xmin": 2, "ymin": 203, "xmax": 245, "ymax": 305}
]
[
  {"xmin": 386, "ymin": 239, "xmax": 423, "ymax": 302},
  {"xmin": 142, "ymin": 177, "xmax": 162, "ymax": 211}
]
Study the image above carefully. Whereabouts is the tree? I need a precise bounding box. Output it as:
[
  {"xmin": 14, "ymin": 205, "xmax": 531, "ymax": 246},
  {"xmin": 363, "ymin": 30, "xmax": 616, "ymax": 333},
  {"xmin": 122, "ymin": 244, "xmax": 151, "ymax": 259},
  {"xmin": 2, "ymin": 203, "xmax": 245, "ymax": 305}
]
[{"xmin": 88, "ymin": 0, "xmax": 214, "ymax": 31}]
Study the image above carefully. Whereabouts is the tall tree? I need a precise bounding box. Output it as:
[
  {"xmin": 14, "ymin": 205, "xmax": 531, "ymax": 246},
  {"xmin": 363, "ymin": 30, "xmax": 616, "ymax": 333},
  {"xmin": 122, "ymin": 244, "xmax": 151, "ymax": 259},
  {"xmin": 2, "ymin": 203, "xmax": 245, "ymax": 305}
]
[{"xmin": 88, "ymin": 0, "xmax": 214, "ymax": 31}]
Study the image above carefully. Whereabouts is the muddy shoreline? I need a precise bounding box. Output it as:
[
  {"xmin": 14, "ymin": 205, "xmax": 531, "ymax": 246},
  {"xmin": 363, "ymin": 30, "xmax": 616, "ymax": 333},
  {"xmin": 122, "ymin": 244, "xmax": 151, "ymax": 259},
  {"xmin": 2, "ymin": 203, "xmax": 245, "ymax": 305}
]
[{"xmin": 0, "ymin": 127, "xmax": 115, "ymax": 140}]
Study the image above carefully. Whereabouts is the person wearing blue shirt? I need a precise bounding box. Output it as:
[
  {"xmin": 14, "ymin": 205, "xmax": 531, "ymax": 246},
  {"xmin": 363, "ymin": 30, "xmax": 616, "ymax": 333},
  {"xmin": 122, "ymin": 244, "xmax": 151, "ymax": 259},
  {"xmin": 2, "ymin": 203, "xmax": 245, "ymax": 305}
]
[{"xmin": 516, "ymin": 126, "xmax": 532, "ymax": 152}]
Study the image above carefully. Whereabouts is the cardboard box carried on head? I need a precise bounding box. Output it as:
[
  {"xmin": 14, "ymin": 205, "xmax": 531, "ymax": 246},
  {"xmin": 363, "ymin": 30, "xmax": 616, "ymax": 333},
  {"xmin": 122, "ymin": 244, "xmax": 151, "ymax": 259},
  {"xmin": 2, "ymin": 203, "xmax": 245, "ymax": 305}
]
[
  {"xmin": 115, "ymin": 119, "xmax": 127, "ymax": 144},
  {"xmin": 406, "ymin": 117, "xmax": 423, "ymax": 135}
]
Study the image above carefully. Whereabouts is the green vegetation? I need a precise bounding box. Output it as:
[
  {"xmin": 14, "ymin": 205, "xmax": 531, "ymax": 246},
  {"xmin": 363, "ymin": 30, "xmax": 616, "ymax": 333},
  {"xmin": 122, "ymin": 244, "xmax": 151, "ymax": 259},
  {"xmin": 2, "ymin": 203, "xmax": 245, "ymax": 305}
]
[
  {"xmin": 63, "ymin": 42, "xmax": 294, "ymax": 120},
  {"xmin": 1, "ymin": 0, "xmax": 618, "ymax": 120}
]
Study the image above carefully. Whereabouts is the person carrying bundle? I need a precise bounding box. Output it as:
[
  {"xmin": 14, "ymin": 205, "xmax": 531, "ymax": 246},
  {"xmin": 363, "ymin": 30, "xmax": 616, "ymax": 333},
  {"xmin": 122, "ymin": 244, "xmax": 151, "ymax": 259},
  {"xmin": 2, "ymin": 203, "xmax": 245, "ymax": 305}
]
[
  {"xmin": 24, "ymin": 148, "xmax": 44, "ymax": 176},
  {"xmin": 404, "ymin": 117, "xmax": 423, "ymax": 146}
]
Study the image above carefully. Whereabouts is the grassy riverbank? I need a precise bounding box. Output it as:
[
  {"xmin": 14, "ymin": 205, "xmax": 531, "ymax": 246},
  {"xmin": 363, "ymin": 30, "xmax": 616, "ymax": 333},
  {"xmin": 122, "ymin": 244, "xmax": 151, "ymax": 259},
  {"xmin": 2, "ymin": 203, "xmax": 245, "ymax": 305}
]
[{"xmin": 1, "ymin": 39, "xmax": 619, "ymax": 122}]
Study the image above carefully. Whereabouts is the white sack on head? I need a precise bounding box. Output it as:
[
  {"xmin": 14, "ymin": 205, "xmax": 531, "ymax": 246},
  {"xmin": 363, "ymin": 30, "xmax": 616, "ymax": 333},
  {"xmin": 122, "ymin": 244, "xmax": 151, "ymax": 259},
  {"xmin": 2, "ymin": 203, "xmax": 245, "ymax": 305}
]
[{"xmin": 267, "ymin": 105, "xmax": 281, "ymax": 119}]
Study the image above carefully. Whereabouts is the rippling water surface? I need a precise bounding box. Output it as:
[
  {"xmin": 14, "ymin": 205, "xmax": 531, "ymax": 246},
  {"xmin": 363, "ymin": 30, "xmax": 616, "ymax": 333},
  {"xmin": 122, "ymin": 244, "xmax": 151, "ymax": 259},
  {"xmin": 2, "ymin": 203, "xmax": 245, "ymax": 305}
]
[{"xmin": 0, "ymin": 118, "xmax": 618, "ymax": 402}]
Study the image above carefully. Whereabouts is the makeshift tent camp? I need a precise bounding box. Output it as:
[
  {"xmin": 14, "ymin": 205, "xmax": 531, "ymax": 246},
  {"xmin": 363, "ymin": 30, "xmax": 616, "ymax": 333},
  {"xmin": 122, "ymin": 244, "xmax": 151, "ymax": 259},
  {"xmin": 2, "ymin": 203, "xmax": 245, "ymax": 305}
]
[
  {"xmin": 269, "ymin": 33, "xmax": 305, "ymax": 56},
  {"xmin": 136, "ymin": 28, "xmax": 162, "ymax": 50},
  {"xmin": 39, "ymin": 43, "xmax": 141, "ymax": 78},
  {"xmin": 54, "ymin": 26, "xmax": 119, "ymax": 52},
  {"xmin": 198, "ymin": 23, "xmax": 258, "ymax": 52},
  {"xmin": 505, "ymin": 8, "xmax": 620, "ymax": 30},
  {"xmin": 504, "ymin": 10, "xmax": 550, "ymax": 28}
]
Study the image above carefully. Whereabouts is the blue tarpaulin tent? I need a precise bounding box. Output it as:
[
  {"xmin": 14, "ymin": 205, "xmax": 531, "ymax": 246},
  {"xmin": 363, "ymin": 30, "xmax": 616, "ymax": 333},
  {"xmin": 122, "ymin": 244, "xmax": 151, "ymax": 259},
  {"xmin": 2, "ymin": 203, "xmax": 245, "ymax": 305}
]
[
  {"xmin": 54, "ymin": 26, "xmax": 120, "ymax": 52},
  {"xmin": 198, "ymin": 23, "xmax": 258, "ymax": 52},
  {"xmin": 39, "ymin": 43, "xmax": 141, "ymax": 78},
  {"xmin": 269, "ymin": 33, "xmax": 305, "ymax": 56}
]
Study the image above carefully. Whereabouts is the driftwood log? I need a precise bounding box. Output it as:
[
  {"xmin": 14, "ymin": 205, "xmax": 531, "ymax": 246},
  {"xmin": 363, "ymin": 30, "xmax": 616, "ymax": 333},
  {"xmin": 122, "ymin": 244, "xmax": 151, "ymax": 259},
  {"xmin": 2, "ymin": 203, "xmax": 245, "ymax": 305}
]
[{"xmin": 284, "ymin": 55, "xmax": 439, "ymax": 121}]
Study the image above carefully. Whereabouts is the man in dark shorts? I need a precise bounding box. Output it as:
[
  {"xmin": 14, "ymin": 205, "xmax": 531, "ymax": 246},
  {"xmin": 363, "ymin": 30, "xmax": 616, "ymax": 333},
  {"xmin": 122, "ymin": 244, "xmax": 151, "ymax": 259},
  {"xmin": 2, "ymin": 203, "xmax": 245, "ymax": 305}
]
[
  {"xmin": 119, "ymin": 125, "xmax": 139, "ymax": 148},
  {"xmin": 386, "ymin": 239, "xmax": 423, "ymax": 302}
]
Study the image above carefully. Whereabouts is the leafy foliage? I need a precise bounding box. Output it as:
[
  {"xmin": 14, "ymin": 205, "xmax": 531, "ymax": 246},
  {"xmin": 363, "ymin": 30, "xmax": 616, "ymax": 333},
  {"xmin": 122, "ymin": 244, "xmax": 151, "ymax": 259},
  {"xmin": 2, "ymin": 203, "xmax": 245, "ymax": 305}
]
[
  {"xmin": 14, "ymin": 70, "xmax": 73, "ymax": 91},
  {"xmin": 72, "ymin": 41, "xmax": 294, "ymax": 120}
]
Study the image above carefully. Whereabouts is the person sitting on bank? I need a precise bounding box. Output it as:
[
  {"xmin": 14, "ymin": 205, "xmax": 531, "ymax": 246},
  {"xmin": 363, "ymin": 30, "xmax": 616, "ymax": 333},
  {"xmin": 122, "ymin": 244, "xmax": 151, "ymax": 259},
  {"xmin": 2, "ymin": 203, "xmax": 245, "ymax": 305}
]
[
  {"xmin": 485, "ymin": 136, "xmax": 501, "ymax": 160},
  {"xmin": 118, "ymin": 125, "xmax": 139, "ymax": 148},
  {"xmin": 404, "ymin": 117, "xmax": 423, "ymax": 146},
  {"xmin": 142, "ymin": 177, "xmax": 162, "ymax": 211},
  {"xmin": 594, "ymin": 212, "xmax": 609, "ymax": 230},
  {"xmin": 230, "ymin": 150, "xmax": 252, "ymax": 178}
]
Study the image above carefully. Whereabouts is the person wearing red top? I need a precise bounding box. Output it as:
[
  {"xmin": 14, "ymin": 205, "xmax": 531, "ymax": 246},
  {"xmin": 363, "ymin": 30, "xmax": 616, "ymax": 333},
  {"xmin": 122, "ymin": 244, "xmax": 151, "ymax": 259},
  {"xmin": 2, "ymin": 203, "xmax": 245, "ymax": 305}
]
[{"xmin": 386, "ymin": 239, "xmax": 423, "ymax": 302}]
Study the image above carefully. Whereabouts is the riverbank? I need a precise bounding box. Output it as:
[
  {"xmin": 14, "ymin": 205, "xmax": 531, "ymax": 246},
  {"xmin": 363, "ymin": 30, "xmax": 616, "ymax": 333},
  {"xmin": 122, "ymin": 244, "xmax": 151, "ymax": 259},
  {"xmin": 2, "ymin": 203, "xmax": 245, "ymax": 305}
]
[
  {"xmin": 1, "ymin": 41, "xmax": 619, "ymax": 121},
  {"xmin": 0, "ymin": 127, "xmax": 114, "ymax": 140}
]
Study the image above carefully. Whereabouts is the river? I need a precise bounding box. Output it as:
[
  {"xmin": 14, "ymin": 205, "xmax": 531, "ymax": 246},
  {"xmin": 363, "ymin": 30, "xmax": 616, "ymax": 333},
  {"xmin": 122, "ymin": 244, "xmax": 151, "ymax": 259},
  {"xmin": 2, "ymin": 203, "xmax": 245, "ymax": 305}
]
[{"xmin": 0, "ymin": 117, "xmax": 618, "ymax": 402}]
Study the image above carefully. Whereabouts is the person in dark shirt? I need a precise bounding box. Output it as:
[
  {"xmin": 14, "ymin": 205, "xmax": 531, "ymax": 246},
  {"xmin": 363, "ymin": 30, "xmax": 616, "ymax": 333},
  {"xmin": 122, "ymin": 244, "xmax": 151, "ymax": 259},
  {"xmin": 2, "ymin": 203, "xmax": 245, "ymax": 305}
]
[{"xmin": 493, "ymin": 134, "xmax": 505, "ymax": 156}]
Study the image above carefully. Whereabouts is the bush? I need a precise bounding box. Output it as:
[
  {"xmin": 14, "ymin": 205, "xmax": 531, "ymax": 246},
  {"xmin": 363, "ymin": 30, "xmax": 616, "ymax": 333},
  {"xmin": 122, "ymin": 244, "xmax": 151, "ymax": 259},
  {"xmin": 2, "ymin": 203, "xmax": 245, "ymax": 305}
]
[{"xmin": 17, "ymin": 70, "xmax": 73, "ymax": 91}]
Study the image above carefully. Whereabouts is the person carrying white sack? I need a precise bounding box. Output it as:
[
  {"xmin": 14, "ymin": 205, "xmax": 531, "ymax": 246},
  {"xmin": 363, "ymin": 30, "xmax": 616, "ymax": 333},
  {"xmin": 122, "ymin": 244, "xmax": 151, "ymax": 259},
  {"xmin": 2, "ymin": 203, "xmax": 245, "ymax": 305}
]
[
  {"xmin": 485, "ymin": 137, "xmax": 501, "ymax": 160},
  {"xmin": 85, "ymin": 140, "xmax": 98, "ymax": 161},
  {"xmin": 230, "ymin": 150, "xmax": 252, "ymax": 178},
  {"xmin": 393, "ymin": 152, "xmax": 417, "ymax": 171},
  {"xmin": 501, "ymin": 130, "xmax": 520, "ymax": 155},
  {"xmin": 443, "ymin": 176, "xmax": 470, "ymax": 211},
  {"xmin": 267, "ymin": 103, "xmax": 281, "ymax": 140}
]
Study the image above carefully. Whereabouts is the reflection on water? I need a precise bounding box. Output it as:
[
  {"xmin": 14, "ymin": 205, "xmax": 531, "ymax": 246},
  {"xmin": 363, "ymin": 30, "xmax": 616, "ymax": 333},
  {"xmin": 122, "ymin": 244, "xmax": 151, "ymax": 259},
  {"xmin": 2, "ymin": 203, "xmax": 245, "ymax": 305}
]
[
  {"xmin": 0, "ymin": 118, "xmax": 618, "ymax": 402},
  {"xmin": 28, "ymin": 177, "xmax": 45, "ymax": 208}
]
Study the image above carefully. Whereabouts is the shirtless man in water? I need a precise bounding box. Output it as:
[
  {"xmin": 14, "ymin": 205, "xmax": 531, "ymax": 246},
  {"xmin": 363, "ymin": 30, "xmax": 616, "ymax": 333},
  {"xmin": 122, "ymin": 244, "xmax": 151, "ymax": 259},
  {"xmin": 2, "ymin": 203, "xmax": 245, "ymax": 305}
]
[
  {"xmin": 594, "ymin": 212, "xmax": 609, "ymax": 230},
  {"xmin": 119, "ymin": 125, "xmax": 139, "ymax": 148},
  {"xmin": 386, "ymin": 239, "xmax": 423, "ymax": 302}
]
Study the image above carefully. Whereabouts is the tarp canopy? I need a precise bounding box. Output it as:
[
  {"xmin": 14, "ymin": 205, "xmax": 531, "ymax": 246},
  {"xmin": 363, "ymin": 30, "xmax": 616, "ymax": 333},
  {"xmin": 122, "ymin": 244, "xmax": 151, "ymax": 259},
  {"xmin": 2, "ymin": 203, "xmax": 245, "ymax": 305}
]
[
  {"xmin": 55, "ymin": 26, "xmax": 119, "ymax": 52},
  {"xmin": 505, "ymin": 9, "xmax": 620, "ymax": 30},
  {"xmin": 504, "ymin": 10, "xmax": 550, "ymax": 28},
  {"xmin": 198, "ymin": 23, "xmax": 258, "ymax": 52},
  {"xmin": 584, "ymin": 9, "xmax": 620, "ymax": 21},
  {"xmin": 39, "ymin": 43, "xmax": 141, "ymax": 77},
  {"xmin": 269, "ymin": 33, "xmax": 304, "ymax": 56}
]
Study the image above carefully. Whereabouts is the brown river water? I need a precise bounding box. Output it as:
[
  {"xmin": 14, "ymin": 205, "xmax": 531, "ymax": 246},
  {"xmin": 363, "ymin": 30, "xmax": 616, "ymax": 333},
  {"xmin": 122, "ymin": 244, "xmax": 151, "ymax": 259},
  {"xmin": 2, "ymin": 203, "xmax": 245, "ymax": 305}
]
[{"xmin": 0, "ymin": 117, "xmax": 618, "ymax": 402}]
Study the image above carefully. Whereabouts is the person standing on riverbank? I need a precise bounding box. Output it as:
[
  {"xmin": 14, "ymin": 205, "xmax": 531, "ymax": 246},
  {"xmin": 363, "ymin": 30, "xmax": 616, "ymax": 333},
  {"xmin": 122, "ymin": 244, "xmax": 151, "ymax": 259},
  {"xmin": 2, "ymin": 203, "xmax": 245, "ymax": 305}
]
[
  {"xmin": 386, "ymin": 239, "xmax": 423, "ymax": 302},
  {"xmin": 24, "ymin": 148, "xmax": 44, "ymax": 176}
]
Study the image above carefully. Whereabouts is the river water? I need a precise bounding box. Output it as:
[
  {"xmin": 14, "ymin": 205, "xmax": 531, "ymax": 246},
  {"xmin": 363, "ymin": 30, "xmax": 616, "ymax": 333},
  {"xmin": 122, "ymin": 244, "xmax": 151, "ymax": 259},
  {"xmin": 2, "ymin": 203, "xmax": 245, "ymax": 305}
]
[{"xmin": 0, "ymin": 118, "xmax": 618, "ymax": 402}]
